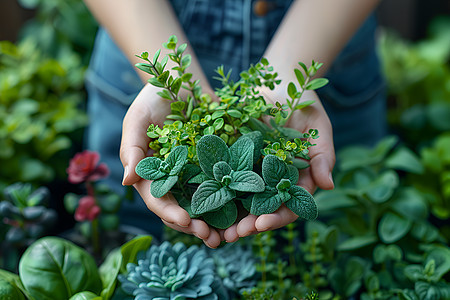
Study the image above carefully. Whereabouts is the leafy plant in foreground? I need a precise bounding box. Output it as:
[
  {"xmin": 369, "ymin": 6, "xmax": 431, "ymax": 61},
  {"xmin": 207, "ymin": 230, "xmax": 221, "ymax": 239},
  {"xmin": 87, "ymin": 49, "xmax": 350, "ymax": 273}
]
[{"xmin": 134, "ymin": 35, "xmax": 328, "ymax": 229}]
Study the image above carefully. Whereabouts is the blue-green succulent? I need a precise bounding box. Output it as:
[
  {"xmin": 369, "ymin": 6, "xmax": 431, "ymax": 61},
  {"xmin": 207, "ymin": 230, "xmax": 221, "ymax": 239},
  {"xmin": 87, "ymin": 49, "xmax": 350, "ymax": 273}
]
[{"xmin": 119, "ymin": 241, "xmax": 224, "ymax": 299}]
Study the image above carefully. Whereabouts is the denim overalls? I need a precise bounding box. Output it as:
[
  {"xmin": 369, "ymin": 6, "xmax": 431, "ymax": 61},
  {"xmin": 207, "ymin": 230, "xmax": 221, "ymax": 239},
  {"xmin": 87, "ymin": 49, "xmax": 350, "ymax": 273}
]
[{"xmin": 84, "ymin": 0, "xmax": 386, "ymax": 234}]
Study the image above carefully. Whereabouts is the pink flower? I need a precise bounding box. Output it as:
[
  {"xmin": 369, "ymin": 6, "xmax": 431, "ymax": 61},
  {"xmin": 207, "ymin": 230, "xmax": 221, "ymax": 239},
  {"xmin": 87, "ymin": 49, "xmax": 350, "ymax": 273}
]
[
  {"xmin": 74, "ymin": 196, "xmax": 101, "ymax": 221},
  {"xmin": 67, "ymin": 150, "xmax": 109, "ymax": 184}
]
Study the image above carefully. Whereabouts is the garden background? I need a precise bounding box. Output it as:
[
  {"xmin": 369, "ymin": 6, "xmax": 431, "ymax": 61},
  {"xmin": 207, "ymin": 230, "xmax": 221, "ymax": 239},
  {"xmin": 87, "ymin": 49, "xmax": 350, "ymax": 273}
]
[{"xmin": 0, "ymin": 0, "xmax": 449, "ymax": 299}]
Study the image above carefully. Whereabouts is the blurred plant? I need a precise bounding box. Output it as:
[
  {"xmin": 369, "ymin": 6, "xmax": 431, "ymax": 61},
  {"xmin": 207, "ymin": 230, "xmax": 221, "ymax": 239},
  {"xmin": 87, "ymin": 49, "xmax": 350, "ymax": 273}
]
[
  {"xmin": 0, "ymin": 39, "xmax": 88, "ymax": 186},
  {"xmin": 118, "ymin": 241, "xmax": 229, "ymax": 299},
  {"xmin": 64, "ymin": 150, "xmax": 122, "ymax": 257},
  {"xmin": 0, "ymin": 183, "xmax": 57, "ymax": 271},
  {"xmin": 378, "ymin": 16, "xmax": 450, "ymax": 147},
  {"xmin": 17, "ymin": 0, "xmax": 98, "ymax": 65}
]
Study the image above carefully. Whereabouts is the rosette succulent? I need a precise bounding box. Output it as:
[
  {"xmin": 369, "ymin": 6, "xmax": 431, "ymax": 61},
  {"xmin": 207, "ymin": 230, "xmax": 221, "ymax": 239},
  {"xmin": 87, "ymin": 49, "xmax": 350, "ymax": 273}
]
[{"xmin": 119, "ymin": 241, "xmax": 226, "ymax": 299}]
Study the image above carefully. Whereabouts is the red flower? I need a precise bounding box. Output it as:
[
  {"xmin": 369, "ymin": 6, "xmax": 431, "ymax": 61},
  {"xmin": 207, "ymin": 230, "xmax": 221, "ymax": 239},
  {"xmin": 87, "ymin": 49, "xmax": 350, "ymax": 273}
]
[
  {"xmin": 75, "ymin": 196, "xmax": 101, "ymax": 221},
  {"xmin": 67, "ymin": 150, "xmax": 109, "ymax": 184}
]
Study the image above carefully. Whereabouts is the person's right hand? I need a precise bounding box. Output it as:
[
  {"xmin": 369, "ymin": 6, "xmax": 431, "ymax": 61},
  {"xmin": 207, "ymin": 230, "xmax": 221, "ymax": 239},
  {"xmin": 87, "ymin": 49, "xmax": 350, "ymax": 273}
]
[{"xmin": 120, "ymin": 84, "xmax": 223, "ymax": 248}]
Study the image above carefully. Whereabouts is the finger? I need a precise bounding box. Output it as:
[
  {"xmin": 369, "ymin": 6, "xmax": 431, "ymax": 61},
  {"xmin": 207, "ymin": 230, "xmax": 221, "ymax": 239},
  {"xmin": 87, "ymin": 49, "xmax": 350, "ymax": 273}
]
[
  {"xmin": 204, "ymin": 229, "xmax": 221, "ymax": 249},
  {"xmin": 162, "ymin": 219, "xmax": 210, "ymax": 240},
  {"xmin": 134, "ymin": 179, "xmax": 191, "ymax": 227},
  {"xmin": 255, "ymin": 205, "xmax": 298, "ymax": 232},
  {"xmin": 308, "ymin": 128, "xmax": 335, "ymax": 191},
  {"xmin": 223, "ymin": 224, "xmax": 239, "ymax": 243},
  {"xmin": 236, "ymin": 214, "xmax": 258, "ymax": 237}
]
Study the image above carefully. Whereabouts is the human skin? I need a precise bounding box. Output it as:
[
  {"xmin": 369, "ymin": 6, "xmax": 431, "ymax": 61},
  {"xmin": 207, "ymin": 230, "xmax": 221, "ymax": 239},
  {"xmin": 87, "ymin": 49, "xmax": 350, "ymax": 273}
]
[{"xmin": 84, "ymin": 0, "xmax": 381, "ymax": 248}]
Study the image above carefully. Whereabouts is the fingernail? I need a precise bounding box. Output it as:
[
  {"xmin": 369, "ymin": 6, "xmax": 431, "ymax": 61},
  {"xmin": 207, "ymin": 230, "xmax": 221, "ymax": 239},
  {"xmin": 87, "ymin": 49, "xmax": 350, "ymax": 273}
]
[
  {"xmin": 203, "ymin": 240, "xmax": 216, "ymax": 249},
  {"xmin": 122, "ymin": 166, "xmax": 129, "ymax": 186},
  {"xmin": 177, "ymin": 223, "xmax": 189, "ymax": 228},
  {"xmin": 329, "ymin": 172, "xmax": 334, "ymax": 187}
]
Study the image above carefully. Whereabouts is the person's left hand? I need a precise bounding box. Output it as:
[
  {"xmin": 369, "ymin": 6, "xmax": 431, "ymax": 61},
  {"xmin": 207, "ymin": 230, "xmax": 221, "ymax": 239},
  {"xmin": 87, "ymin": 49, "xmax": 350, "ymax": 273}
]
[{"xmin": 223, "ymin": 89, "xmax": 335, "ymax": 242}]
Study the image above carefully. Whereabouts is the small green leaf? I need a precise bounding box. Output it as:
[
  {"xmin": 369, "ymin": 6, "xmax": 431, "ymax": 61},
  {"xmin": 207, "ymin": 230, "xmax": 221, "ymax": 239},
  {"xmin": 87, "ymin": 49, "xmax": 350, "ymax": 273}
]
[
  {"xmin": 213, "ymin": 118, "xmax": 224, "ymax": 130},
  {"xmin": 176, "ymin": 43, "xmax": 187, "ymax": 55},
  {"xmin": 135, "ymin": 157, "xmax": 165, "ymax": 180},
  {"xmin": 147, "ymin": 77, "xmax": 165, "ymax": 88},
  {"xmin": 262, "ymin": 155, "xmax": 287, "ymax": 187},
  {"xmin": 294, "ymin": 100, "xmax": 315, "ymax": 110},
  {"xmin": 378, "ymin": 212, "xmax": 412, "ymax": 243},
  {"xmin": 153, "ymin": 49, "xmax": 161, "ymax": 64},
  {"xmin": 211, "ymin": 110, "xmax": 225, "ymax": 120},
  {"xmin": 202, "ymin": 201, "xmax": 238, "ymax": 229},
  {"xmin": 250, "ymin": 190, "xmax": 281, "ymax": 215},
  {"xmin": 197, "ymin": 135, "xmax": 230, "ymax": 178},
  {"xmin": 229, "ymin": 171, "xmax": 265, "ymax": 193},
  {"xmin": 287, "ymin": 82, "xmax": 297, "ymax": 99},
  {"xmin": 181, "ymin": 54, "xmax": 192, "ymax": 68},
  {"xmin": 337, "ymin": 235, "xmax": 378, "ymax": 251},
  {"xmin": 286, "ymin": 165, "xmax": 299, "ymax": 184},
  {"xmin": 227, "ymin": 109, "xmax": 242, "ymax": 118},
  {"xmin": 151, "ymin": 175, "xmax": 179, "ymax": 198},
  {"xmin": 170, "ymin": 101, "xmax": 186, "ymax": 112},
  {"xmin": 157, "ymin": 89, "xmax": 172, "ymax": 100},
  {"xmin": 385, "ymin": 146, "xmax": 424, "ymax": 174},
  {"xmin": 294, "ymin": 68, "xmax": 305, "ymax": 86},
  {"xmin": 191, "ymin": 180, "xmax": 236, "ymax": 214},
  {"xmin": 120, "ymin": 235, "xmax": 153, "ymax": 273},
  {"xmin": 203, "ymin": 126, "xmax": 215, "ymax": 135},
  {"xmin": 213, "ymin": 161, "xmax": 232, "ymax": 182},
  {"xmin": 305, "ymin": 78, "xmax": 329, "ymax": 90},
  {"xmin": 230, "ymin": 137, "xmax": 254, "ymax": 171},
  {"xmin": 285, "ymin": 185, "xmax": 317, "ymax": 220}
]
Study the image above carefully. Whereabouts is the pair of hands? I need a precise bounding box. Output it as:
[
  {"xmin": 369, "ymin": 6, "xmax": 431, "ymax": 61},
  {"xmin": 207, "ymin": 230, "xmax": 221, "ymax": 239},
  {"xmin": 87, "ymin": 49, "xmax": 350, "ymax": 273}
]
[{"xmin": 120, "ymin": 83, "xmax": 335, "ymax": 248}]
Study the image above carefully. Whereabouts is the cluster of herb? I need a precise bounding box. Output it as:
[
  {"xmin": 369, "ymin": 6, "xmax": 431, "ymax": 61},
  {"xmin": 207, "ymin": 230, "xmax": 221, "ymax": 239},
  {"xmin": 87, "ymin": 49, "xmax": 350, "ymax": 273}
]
[{"xmin": 134, "ymin": 35, "xmax": 329, "ymax": 228}]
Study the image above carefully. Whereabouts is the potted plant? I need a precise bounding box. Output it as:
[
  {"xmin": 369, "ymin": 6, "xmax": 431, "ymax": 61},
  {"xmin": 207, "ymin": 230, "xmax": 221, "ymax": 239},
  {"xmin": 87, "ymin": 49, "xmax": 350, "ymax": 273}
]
[{"xmin": 133, "ymin": 35, "xmax": 329, "ymax": 229}]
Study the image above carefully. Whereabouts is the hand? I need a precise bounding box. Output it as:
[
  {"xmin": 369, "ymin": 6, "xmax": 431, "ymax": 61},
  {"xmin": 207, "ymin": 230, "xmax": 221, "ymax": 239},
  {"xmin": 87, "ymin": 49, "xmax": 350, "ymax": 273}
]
[
  {"xmin": 120, "ymin": 84, "xmax": 223, "ymax": 248},
  {"xmin": 223, "ymin": 89, "xmax": 336, "ymax": 242}
]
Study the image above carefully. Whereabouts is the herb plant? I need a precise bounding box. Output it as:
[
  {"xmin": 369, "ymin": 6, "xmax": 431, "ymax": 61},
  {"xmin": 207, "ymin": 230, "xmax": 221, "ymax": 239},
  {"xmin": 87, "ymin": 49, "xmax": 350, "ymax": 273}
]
[{"xmin": 134, "ymin": 35, "xmax": 328, "ymax": 228}]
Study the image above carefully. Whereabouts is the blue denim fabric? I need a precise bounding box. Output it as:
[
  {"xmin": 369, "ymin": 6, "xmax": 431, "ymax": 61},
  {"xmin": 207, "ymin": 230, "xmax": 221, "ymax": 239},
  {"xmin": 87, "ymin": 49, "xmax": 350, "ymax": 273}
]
[{"xmin": 85, "ymin": 0, "xmax": 386, "ymax": 231}]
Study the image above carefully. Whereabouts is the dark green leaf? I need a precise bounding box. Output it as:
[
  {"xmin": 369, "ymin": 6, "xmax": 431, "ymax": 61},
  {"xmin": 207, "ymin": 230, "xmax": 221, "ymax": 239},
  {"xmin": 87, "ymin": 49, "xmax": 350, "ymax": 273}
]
[
  {"xmin": 262, "ymin": 155, "xmax": 287, "ymax": 187},
  {"xmin": 213, "ymin": 161, "xmax": 232, "ymax": 182},
  {"xmin": 98, "ymin": 248, "xmax": 121, "ymax": 299},
  {"xmin": 135, "ymin": 157, "xmax": 165, "ymax": 180},
  {"xmin": 0, "ymin": 269, "xmax": 26, "ymax": 300},
  {"xmin": 171, "ymin": 78, "xmax": 182, "ymax": 96},
  {"xmin": 337, "ymin": 235, "xmax": 378, "ymax": 251},
  {"xmin": 286, "ymin": 165, "xmax": 299, "ymax": 184},
  {"xmin": 151, "ymin": 175, "xmax": 179, "ymax": 198},
  {"xmin": 166, "ymin": 146, "xmax": 188, "ymax": 175},
  {"xmin": 286, "ymin": 185, "xmax": 317, "ymax": 220},
  {"xmin": 202, "ymin": 201, "xmax": 238, "ymax": 229},
  {"xmin": 385, "ymin": 146, "xmax": 424, "ymax": 174},
  {"xmin": 229, "ymin": 137, "xmax": 254, "ymax": 171},
  {"xmin": 197, "ymin": 135, "xmax": 230, "ymax": 178},
  {"xmin": 365, "ymin": 170, "xmax": 398, "ymax": 203},
  {"xmin": 191, "ymin": 180, "xmax": 236, "ymax": 214},
  {"xmin": 120, "ymin": 236, "xmax": 153, "ymax": 273},
  {"xmin": 69, "ymin": 291, "xmax": 101, "ymax": 300},
  {"xmin": 157, "ymin": 89, "xmax": 172, "ymax": 101},
  {"xmin": 239, "ymin": 131, "xmax": 264, "ymax": 164},
  {"xmin": 19, "ymin": 237, "xmax": 102, "ymax": 300},
  {"xmin": 250, "ymin": 190, "xmax": 281, "ymax": 215},
  {"xmin": 378, "ymin": 212, "xmax": 412, "ymax": 243},
  {"xmin": 229, "ymin": 171, "xmax": 265, "ymax": 193}
]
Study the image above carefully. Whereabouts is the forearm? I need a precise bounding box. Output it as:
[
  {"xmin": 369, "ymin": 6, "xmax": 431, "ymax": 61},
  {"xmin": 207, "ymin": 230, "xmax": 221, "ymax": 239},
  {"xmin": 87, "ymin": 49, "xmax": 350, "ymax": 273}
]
[
  {"xmin": 83, "ymin": 0, "xmax": 209, "ymax": 85},
  {"xmin": 265, "ymin": 0, "xmax": 381, "ymax": 81}
]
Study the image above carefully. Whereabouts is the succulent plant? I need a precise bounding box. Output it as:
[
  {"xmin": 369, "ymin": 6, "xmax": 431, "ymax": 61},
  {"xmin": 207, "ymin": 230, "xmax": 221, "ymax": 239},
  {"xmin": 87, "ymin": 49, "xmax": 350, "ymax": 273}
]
[
  {"xmin": 209, "ymin": 243, "xmax": 258, "ymax": 296},
  {"xmin": 119, "ymin": 241, "xmax": 226, "ymax": 299},
  {"xmin": 0, "ymin": 183, "xmax": 57, "ymax": 245}
]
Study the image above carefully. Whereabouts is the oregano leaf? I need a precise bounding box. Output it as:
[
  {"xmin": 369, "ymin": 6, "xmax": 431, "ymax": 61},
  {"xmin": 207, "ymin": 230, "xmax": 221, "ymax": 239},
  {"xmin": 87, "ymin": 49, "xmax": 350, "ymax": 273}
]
[
  {"xmin": 262, "ymin": 155, "xmax": 287, "ymax": 187},
  {"xmin": 188, "ymin": 172, "xmax": 209, "ymax": 184},
  {"xmin": 230, "ymin": 137, "xmax": 254, "ymax": 171},
  {"xmin": 286, "ymin": 185, "xmax": 317, "ymax": 220},
  {"xmin": 166, "ymin": 146, "xmax": 188, "ymax": 175},
  {"xmin": 150, "ymin": 175, "xmax": 178, "ymax": 198},
  {"xmin": 197, "ymin": 135, "xmax": 230, "ymax": 178},
  {"xmin": 305, "ymin": 78, "xmax": 329, "ymax": 90},
  {"xmin": 213, "ymin": 161, "xmax": 232, "ymax": 182},
  {"xmin": 286, "ymin": 165, "xmax": 299, "ymax": 184},
  {"xmin": 240, "ymin": 131, "xmax": 264, "ymax": 164},
  {"xmin": 201, "ymin": 201, "xmax": 238, "ymax": 229},
  {"xmin": 135, "ymin": 157, "xmax": 165, "ymax": 180},
  {"xmin": 229, "ymin": 171, "xmax": 264, "ymax": 193},
  {"xmin": 191, "ymin": 180, "xmax": 235, "ymax": 214},
  {"xmin": 250, "ymin": 190, "xmax": 281, "ymax": 215}
]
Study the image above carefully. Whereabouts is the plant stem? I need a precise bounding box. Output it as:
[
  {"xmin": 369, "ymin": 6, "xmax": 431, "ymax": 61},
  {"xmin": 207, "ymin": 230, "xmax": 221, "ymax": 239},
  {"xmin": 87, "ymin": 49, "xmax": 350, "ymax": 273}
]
[{"xmin": 91, "ymin": 217, "xmax": 100, "ymax": 256}]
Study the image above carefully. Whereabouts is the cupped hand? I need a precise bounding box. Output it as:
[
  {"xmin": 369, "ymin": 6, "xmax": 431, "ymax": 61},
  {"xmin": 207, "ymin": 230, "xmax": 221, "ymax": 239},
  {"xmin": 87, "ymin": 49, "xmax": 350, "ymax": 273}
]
[
  {"xmin": 224, "ymin": 89, "xmax": 336, "ymax": 243},
  {"xmin": 120, "ymin": 84, "xmax": 223, "ymax": 248}
]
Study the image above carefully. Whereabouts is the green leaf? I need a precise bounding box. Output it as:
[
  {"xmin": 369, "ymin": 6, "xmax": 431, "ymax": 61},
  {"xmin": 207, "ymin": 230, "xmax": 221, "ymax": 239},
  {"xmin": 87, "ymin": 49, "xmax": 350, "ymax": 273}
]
[
  {"xmin": 213, "ymin": 161, "xmax": 232, "ymax": 182},
  {"xmin": 19, "ymin": 237, "xmax": 102, "ymax": 300},
  {"xmin": 203, "ymin": 126, "xmax": 215, "ymax": 135},
  {"xmin": 147, "ymin": 77, "xmax": 165, "ymax": 88},
  {"xmin": 365, "ymin": 170, "xmax": 399, "ymax": 203},
  {"xmin": 170, "ymin": 101, "xmax": 186, "ymax": 112},
  {"xmin": 211, "ymin": 110, "xmax": 225, "ymax": 120},
  {"xmin": 120, "ymin": 235, "xmax": 153, "ymax": 273},
  {"xmin": 378, "ymin": 212, "xmax": 412, "ymax": 243},
  {"xmin": 337, "ymin": 235, "xmax": 378, "ymax": 251},
  {"xmin": 414, "ymin": 281, "xmax": 446, "ymax": 300},
  {"xmin": 294, "ymin": 69, "xmax": 305, "ymax": 86},
  {"xmin": 286, "ymin": 165, "xmax": 299, "ymax": 184},
  {"xmin": 135, "ymin": 157, "xmax": 165, "ymax": 180},
  {"xmin": 153, "ymin": 49, "xmax": 161, "ymax": 64},
  {"xmin": 176, "ymin": 43, "xmax": 187, "ymax": 55},
  {"xmin": 227, "ymin": 109, "xmax": 242, "ymax": 118},
  {"xmin": 385, "ymin": 146, "xmax": 424, "ymax": 174},
  {"xmin": 181, "ymin": 54, "xmax": 192, "ymax": 68},
  {"xmin": 69, "ymin": 291, "xmax": 101, "ymax": 300},
  {"xmin": 197, "ymin": 135, "xmax": 230, "ymax": 178},
  {"xmin": 151, "ymin": 175, "xmax": 178, "ymax": 198},
  {"xmin": 391, "ymin": 188, "xmax": 428, "ymax": 221},
  {"xmin": 157, "ymin": 89, "xmax": 172, "ymax": 100},
  {"xmin": 191, "ymin": 180, "xmax": 236, "ymax": 214},
  {"xmin": 305, "ymin": 78, "xmax": 329, "ymax": 90},
  {"xmin": 287, "ymin": 82, "xmax": 297, "ymax": 99},
  {"xmin": 262, "ymin": 155, "xmax": 287, "ymax": 187},
  {"xmin": 250, "ymin": 190, "xmax": 281, "ymax": 215},
  {"xmin": 166, "ymin": 146, "xmax": 188, "ymax": 175},
  {"xmin": 188, "ymin": 172, "xmax": 209, "ymax": 184},
  {"xmin": 229, "ymin": 171, "xmax": 265, "ymax": 193},
  {"xmin": 0, "ymin": 270, "xmax": 26, "ymax": 300},
  {"xmin": 294, "ymin": 100, "xmax": 315, "ymax": 110},
  {"xmin": 240, "ymin": 131, "xmax": 264, "ymax": 164},
  {"xmin": 285, "ymin": 185, "xmax": 317, "ymax": 220},
  {"xmin": 229, "ymin": 137, "xmax": 254, "ymax": 171},
  {"xmin": 213, "ymin": 118, "xmax": 224, "ymax": 130},
  {"xmin": 426, "ymin": 247, "xmax": 450, "ymax": 281},
  {"xmin": 99, "ymin": 248, "xmax": 121, "ymax": 299},
  {"xmin": 171, "ymin": 78, "xmax": 182, "ymax": 96},
  {"xmin": 202, "ymin": 201, "xmax": 238, "ymax": 229},
  {"xmin": 64, "ymin": 193, "xmax": 80, "ymax": 214}
]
